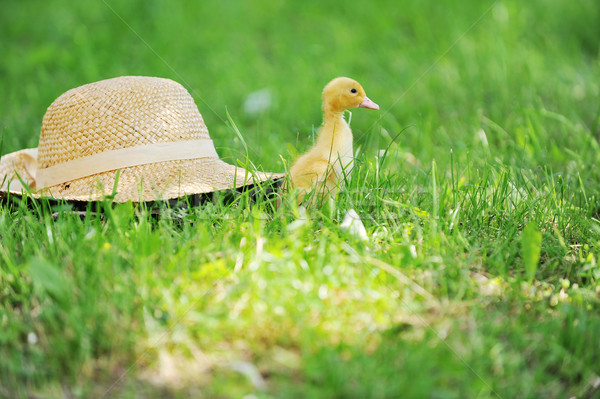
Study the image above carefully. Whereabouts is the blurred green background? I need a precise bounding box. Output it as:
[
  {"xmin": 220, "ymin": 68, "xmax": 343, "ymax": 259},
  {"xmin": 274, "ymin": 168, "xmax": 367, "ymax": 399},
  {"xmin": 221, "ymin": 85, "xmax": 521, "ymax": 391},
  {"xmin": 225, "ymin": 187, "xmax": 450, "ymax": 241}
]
[{"xmin": 2, "ymin": 0, "xmax": 598, "ymax": 173}]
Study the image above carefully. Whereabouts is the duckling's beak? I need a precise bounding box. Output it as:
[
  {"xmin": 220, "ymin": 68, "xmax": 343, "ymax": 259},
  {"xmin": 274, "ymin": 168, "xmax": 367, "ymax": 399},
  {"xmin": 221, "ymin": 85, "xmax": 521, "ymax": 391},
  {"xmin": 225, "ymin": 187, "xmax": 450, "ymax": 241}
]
[{"xmin": 358, "ymin": 96, "xmax": 379, "ymax": 110}]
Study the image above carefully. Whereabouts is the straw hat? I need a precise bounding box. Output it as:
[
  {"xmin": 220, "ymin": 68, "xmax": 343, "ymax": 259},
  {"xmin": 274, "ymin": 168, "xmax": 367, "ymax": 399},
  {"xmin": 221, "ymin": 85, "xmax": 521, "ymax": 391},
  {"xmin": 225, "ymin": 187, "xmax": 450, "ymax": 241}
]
[{"xmin": 0, "ymin": 76, "xmax": 283, "ymax": 202}]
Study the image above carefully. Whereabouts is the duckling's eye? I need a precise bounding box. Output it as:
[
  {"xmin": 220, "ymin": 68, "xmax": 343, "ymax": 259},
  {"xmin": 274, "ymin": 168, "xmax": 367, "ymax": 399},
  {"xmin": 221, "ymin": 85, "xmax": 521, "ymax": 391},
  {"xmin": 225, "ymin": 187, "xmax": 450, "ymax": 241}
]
[{"xmin": 350, "ymin": 88, "xmax": 358, "ymax": 94}]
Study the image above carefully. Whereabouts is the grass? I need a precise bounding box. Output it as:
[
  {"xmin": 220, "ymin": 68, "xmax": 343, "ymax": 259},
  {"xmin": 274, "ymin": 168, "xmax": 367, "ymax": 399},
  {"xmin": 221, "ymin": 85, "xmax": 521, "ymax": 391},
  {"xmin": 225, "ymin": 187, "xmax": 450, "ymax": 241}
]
[{"xmin": 1, "ymin": 0, "xmax": 600, "ymax": 397}]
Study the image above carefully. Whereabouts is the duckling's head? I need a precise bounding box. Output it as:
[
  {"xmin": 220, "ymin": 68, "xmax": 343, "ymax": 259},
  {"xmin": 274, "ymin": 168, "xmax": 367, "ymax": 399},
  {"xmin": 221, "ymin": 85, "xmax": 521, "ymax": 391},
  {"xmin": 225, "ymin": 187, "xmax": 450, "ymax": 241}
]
[{"xmin": 322, "ymin": 77, "xmax": 379, "ymax": 114}]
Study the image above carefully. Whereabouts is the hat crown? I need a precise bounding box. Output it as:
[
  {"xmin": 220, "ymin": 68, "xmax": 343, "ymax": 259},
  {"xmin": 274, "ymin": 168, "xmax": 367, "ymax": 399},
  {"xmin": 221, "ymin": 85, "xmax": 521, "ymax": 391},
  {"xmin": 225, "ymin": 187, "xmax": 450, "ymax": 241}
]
[{"xmin": 37, "ymin": 76, "xmax": 210, "ymax": 169}]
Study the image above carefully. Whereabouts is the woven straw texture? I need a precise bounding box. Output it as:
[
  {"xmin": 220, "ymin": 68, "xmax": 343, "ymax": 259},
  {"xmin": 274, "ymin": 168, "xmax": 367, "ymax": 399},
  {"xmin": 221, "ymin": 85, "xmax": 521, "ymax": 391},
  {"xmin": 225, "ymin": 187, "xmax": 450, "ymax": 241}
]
[
  {"xmin": 0, "ymin": 149, "xmax": 37, "ymax": 192},
  {"xmin": 0, "ymin": 76, "xmax": 281, "ymax": 202}
]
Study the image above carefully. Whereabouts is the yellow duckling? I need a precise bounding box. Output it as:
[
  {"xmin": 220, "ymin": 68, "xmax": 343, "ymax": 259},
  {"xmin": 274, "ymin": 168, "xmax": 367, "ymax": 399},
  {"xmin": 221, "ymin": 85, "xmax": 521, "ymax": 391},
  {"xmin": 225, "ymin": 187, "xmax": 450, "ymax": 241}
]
[{"xmin": 289, "ymin": 77, "xmax": 379, "ymax": 203}]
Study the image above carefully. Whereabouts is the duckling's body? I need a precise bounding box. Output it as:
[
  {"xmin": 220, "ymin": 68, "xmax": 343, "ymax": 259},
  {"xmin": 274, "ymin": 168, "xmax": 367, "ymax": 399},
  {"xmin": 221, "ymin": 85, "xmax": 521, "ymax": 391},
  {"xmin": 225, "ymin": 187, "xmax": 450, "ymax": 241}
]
[
  {"xmin": 290, "ymin": 110, "xmax": 354, "ymax": 197},
  {"xmin": 289, "ymin": 77, "xmax": 379, "ymax": 203}
]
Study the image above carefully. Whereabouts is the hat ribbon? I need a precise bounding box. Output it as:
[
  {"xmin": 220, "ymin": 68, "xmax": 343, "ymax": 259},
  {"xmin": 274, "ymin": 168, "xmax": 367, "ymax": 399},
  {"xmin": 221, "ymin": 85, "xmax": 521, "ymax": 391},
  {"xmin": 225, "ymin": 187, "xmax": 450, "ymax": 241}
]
[{"xmin": 35, "ymin": 139, "xmax": 218, "ymax": 189}]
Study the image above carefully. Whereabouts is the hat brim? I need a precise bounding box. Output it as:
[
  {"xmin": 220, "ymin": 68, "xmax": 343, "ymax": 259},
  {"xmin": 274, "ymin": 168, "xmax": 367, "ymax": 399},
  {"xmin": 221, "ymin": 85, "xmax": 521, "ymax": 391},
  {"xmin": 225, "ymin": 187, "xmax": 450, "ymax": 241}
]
[{"xmin": 0, "ymin": 148, "xmax": 285, "ymax": 203}]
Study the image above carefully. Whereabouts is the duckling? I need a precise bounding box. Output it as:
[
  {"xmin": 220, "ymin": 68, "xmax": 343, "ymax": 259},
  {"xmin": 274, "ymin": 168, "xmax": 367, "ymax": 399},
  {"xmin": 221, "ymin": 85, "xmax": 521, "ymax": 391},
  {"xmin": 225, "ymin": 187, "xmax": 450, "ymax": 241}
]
[{"xmin": 289, "ymin": 77, "xmax": 379, "ymax": 203}]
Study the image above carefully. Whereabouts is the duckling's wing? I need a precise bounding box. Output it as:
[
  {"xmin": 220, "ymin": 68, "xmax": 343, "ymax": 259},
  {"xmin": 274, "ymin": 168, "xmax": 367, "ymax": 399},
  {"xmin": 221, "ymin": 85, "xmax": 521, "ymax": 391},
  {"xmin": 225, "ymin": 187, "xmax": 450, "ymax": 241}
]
[{"xmin": 291, "ymin": 158, "xmax": 331, "ymax": 188}]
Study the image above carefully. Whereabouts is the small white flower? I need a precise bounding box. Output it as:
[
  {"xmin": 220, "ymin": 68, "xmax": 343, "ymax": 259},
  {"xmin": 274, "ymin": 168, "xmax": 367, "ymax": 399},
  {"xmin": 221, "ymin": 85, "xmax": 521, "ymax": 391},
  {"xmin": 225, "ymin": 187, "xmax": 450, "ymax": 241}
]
[
  {"xmin": 27, "ymin": 332, "xmax": 38, "ymax": 345},
  {"xmin": 243, "ymin": 88, "xmax": 272, "ymax": 115},
  {"xmin": 341, "ymin": 208, "xmax": 368, "ymax": 240}
]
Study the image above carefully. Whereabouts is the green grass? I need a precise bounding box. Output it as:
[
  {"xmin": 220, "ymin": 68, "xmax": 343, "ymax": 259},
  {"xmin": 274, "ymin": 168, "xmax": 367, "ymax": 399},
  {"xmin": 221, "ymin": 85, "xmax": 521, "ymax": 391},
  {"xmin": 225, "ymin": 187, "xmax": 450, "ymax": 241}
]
[{"xmin": 1, "ymin": 0, "xmax": 600, "ymax": 398}]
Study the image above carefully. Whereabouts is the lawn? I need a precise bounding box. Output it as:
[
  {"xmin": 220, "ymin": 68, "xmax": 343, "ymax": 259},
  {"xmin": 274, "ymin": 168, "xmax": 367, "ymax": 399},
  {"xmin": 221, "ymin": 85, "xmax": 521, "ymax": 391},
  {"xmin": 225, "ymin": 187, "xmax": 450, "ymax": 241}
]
[{"xmin": 1, "ymin": 0, "xmax": 600, "ymax": 398}]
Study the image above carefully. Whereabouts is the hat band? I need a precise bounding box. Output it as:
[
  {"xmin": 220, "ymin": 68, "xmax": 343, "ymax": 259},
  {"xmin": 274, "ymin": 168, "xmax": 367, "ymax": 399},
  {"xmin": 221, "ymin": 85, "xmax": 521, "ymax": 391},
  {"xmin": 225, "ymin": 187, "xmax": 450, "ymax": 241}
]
[{"xmin": 36, "ymin": 139, "xmax": 218, "ymax": 189}]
